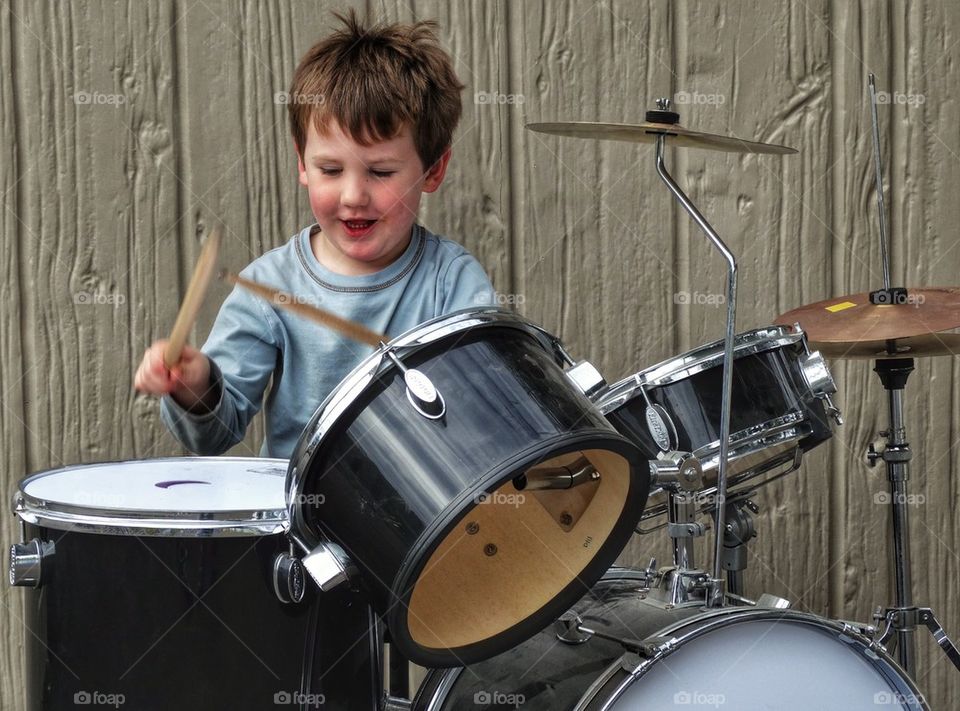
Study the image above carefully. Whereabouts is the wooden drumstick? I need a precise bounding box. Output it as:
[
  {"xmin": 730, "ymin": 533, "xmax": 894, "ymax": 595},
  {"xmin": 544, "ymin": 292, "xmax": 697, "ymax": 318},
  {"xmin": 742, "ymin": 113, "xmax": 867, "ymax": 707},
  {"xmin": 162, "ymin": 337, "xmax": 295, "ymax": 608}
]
[
  {"xmin": 221, "ymin": 271, "xmax": 388, "ymax": 348},
  {"xmin": 164, "ymin": 226, "xmax": 223, "ymax": 368}
]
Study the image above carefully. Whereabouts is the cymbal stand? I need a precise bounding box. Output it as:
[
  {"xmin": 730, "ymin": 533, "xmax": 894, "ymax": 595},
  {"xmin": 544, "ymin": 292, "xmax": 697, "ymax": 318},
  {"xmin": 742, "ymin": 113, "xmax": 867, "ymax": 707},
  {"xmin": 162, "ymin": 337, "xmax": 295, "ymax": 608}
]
[
  {"xmin": 651, "ymin": 97, "xmax": 736, "ymax": 606},
  {"xmin": 864, "ymin": 73, "xmax": 960, "ymax": 678},
  {"xmin": 867, "ymin": 358, "xmax": 960, "ymax": 676},
  {"xmin": 867, "ymin": 358, "xmax": 917, "ymax": 675}
]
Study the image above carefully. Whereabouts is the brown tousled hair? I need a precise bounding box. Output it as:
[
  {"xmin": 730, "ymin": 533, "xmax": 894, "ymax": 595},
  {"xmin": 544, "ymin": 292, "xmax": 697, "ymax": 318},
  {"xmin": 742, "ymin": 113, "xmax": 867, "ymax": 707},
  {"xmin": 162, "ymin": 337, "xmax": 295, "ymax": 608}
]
[{"xmin": 288, "ymin": 10, "xmax": 464, "ymax": 169}]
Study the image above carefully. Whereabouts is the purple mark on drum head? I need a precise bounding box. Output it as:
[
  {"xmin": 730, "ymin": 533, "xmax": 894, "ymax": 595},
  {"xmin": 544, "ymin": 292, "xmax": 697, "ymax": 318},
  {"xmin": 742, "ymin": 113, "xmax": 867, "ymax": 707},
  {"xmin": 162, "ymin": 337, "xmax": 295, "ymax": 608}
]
[{"xmin": 154, "ymin": 480, "xmax": 212, "ymax": 489}]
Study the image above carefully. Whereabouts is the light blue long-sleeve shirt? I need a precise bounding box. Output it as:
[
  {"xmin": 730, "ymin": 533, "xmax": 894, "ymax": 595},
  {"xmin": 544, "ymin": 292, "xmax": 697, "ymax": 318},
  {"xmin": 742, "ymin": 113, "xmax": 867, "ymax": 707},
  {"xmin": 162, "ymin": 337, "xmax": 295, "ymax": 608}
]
[{"xmin": 160, "ymin": 223, "xmax": 496, "ymax": 458}]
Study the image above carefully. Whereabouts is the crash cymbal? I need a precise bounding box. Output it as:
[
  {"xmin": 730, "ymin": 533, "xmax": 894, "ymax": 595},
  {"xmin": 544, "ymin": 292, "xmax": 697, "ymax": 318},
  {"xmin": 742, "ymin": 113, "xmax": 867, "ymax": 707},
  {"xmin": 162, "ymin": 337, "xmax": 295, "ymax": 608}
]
[
  {"xmin": 526, "ymin": 121, "xmax": 797, "ymax": 154},
  {"xmin": 775, "ymin": 287, "xmax": 960, "ymax": 359}
]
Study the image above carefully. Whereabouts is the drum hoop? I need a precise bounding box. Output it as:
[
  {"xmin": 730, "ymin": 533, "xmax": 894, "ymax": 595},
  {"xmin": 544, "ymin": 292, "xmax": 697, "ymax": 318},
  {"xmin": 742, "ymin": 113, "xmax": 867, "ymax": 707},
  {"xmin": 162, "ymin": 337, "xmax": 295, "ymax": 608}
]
[
  {"xmin": 416, "ymin": 667, "xmax": 465, "ymax": 711},
  {"xmin": 385, "ymin": 430, "xmax": 645, "ymax": 667},
  {"xmin": 13, "ymin": 456, "xmax": 290, "ymax": 536},
  {"xmin": 285, "ymin": 308, "xmax": 561, "ymax": 540},
  {"xmin": 579, "ymin": 608, "xmax": 929, "ymax": 711},
  {"xmin": 595, "ymin": 325, "xmax": 803, "ymax": 413},
  {"xmin": 692, "ymin": 410, "xmax": 808, "ymax": 463}
]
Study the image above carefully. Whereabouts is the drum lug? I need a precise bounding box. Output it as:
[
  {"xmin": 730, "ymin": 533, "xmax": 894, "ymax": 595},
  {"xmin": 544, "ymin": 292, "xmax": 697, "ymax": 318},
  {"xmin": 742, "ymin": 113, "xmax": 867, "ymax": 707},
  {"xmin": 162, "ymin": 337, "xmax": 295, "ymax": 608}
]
[
  {"xmin": 272, "ymin": 552, "xmax": 305, "ymax": 604},
  {"xmin": 822, "ymin": 393, "xmax": 844, "ymax": 426},
  {"xmin": 564, "ymin": 360, "xmax": 607, "ymax": 398},
  {"xmin": 798, "ymin": 351, "xmax": 844, "ymax": 425},
  {"xmin": 8, "ymin": 538, "xmax": 55, "ymax": 588},
  {"xmin": 301, "ymin": 541, "xmax": 356, "ymax": 592}
]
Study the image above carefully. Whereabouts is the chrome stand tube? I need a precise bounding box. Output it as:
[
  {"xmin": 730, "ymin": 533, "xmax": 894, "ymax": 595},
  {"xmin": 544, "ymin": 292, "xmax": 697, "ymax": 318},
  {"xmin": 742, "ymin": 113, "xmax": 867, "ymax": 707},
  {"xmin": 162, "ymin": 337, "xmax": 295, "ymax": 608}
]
[
  {"xmin": 668, "ymin": 492, "xmax": 697, "ymax": 571},
  {"xmin": 655, "ymin": 133, "xmax": 737, "ymax": 603},
  {"xmin": 871, "ymin": 358, "xmax": 916, "ymax": 677}
]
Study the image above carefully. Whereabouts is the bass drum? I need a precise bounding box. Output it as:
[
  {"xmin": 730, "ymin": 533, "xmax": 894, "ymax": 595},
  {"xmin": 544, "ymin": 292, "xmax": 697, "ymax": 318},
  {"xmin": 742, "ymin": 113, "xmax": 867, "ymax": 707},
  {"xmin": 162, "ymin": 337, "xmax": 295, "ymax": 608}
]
[{"xmin": 414, "ymin": 569, "xmax": 927, "ymax": 711}]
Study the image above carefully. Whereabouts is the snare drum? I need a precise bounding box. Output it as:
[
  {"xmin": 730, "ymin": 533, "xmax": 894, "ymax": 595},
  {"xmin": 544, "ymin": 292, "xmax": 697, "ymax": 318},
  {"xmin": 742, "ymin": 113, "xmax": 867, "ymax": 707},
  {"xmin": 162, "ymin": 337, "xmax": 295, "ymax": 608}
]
[
  {"xmin": 594, "ymin": 326, "xmax": 840, "ymax": 517},
  {"xmin": 414, "ymin": 569, "xmax": 927, "ymax": 710},
  {"xmin": 10, "ymin": 458, "xmax": 378, "ymax": 711},
  {"xmin": 287, "ymin": 309, "xmax": 649, "ymax": 667}
]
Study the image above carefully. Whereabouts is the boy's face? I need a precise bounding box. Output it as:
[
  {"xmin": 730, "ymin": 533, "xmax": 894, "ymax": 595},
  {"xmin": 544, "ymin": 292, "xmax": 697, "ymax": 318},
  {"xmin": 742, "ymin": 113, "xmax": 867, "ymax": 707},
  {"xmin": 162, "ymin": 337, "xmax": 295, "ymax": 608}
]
[{"xmin": 297, "ymin": 120, "xmax": 450, "ymax": 275}]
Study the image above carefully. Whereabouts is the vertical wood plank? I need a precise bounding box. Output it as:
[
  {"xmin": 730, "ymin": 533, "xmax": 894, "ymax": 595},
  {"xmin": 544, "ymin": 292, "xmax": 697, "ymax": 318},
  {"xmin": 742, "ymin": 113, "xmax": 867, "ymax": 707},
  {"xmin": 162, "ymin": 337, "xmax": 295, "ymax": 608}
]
[{"xmin": 0, "ymin": 4, "xmax": 27, "ymax": 707}]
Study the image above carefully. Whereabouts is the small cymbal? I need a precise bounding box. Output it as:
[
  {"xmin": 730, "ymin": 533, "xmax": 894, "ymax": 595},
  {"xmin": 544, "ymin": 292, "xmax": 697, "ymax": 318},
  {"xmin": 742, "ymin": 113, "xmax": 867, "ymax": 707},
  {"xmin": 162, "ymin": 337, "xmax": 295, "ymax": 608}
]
[
  {"xmin": 775, "ymin": 287, "xmax": 960, "ymax": 359},
  {"xmin": 526, "ymin": 121, "xmax": 797, "ymax": 155}
]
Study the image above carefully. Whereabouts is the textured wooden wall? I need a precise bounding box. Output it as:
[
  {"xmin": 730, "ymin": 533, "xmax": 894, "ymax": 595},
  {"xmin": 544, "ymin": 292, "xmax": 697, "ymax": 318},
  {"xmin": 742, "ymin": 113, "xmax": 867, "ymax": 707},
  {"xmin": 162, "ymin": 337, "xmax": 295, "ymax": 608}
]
[{"xmin": 2, "ymin": 0, "xmax": 959, "ymax": 707}]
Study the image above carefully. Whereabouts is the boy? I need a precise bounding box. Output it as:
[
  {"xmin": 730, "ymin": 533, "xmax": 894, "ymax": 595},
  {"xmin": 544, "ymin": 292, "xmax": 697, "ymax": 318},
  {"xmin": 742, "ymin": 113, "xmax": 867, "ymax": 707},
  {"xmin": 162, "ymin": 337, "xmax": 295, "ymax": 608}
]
[{"xmin": 134, "ymin": 11, "xmax": 495, "ymax": 458}]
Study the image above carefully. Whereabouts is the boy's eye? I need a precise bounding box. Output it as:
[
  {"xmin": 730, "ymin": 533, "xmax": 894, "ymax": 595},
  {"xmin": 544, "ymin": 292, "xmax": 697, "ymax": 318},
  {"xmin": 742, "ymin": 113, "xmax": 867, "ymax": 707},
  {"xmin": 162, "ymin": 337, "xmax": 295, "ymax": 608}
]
[
  {"xmin": 370, "ymin": 170, "xmax": 395, "ymax": 178},
  {"xmin": 319, "ymin": 167, "xmax": 341, "ymax": 176}
]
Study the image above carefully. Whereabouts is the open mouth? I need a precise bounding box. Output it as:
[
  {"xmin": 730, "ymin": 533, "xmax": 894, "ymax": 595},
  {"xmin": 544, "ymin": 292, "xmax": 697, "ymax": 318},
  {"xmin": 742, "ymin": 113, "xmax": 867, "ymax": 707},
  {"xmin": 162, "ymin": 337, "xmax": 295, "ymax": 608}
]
[{"xmin": 341, "ymin": 219, "xmax": 377, "ymax": 237}]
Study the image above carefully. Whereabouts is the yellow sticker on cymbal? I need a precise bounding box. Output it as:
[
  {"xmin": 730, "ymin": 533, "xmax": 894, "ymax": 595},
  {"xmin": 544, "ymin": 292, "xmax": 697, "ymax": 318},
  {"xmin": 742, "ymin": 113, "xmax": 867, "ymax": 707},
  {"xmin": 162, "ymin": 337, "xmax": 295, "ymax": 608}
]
[{"xmin": 826, "ymin": 301, "xmax": 857, "ymax": 313}]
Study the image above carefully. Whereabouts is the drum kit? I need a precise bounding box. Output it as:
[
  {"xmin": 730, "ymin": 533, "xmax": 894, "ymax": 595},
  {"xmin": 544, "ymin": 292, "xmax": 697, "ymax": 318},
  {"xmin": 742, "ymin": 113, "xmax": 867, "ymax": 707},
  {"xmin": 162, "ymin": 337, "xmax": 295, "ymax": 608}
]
[{"xmin": 7, "ymin": 77, "xmax": 960, "ymax": 709}]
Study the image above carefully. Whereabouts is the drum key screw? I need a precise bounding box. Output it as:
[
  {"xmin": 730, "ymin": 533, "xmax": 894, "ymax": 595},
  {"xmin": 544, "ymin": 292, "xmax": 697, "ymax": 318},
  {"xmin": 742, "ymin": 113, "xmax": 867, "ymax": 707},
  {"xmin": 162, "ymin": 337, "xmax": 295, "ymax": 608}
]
[
  {"xmin": 560, "ymin": 512, "xmax": 573, "ymax": 526},
  {"xmin": 484, "ymin": 543, "xmax": 498, "ymax": 556},
  {"xmin": 465, "ymin": 521, "xmax": 479, "ymax": 535}
]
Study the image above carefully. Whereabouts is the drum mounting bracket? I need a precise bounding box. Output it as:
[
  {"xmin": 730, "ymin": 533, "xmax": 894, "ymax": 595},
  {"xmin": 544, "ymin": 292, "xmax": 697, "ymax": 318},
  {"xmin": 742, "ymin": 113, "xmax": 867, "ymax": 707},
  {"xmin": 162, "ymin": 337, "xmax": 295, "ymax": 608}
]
[{"xmin": 874, "ymin": 606, "xmax": 960, "ymax": 673}]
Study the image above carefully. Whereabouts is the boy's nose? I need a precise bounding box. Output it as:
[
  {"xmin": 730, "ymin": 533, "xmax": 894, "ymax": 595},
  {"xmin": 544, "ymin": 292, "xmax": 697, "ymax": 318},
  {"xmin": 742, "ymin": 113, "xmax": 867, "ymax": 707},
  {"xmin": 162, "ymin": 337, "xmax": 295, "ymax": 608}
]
[{"xmin": 341, "ymin": 176, "xmax": 370, "ymax": 208}]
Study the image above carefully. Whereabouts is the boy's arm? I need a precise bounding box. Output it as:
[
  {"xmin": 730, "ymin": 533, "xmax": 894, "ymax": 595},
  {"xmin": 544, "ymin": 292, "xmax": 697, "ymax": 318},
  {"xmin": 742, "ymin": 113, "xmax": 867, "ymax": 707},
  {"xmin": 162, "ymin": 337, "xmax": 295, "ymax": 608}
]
[{"xmin": 160, "ymin": 278, "xmax": 281, "ymax": 456}]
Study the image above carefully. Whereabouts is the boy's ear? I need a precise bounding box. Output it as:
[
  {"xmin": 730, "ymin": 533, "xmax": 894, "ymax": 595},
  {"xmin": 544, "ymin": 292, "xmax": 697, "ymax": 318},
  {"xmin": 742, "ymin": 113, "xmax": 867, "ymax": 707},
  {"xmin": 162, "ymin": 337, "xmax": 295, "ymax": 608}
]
[
  {"xmin": 296, "ymin": 144, "xmax": 308, "ymax": 187},
  {"xmin": 422, "ymin": 147, "xmax": 452, "ymax": 193}
]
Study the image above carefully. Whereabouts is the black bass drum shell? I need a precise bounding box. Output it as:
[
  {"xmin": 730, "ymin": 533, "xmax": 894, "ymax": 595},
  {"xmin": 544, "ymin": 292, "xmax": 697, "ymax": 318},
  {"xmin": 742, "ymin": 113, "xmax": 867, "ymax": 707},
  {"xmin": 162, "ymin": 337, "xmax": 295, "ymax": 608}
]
[
  {"xmin": 11, "ymin": 457, "xmax": 378, "ymax": 711},
  {"xmin": 288, "ymin": 310, "xmax": 649, "ymax": 668},
  {"xmin": 17, "ymin": 526, "xmax": 378, "ymax": 711},
  {"xmin": 414, "ymin": 569, "xmax": 928, "ymax": 711}
]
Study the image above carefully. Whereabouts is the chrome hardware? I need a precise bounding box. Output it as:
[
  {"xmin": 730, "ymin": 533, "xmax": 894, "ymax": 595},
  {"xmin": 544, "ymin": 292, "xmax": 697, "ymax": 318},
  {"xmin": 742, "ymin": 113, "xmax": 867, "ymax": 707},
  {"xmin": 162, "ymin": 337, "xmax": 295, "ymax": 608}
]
[
  {"xmin": 555, "ymin": 612, "xmax": 592, "ymax": 645},
  {"xmin": 798, "ymin": 350, "xmax": 836, "ymax": 396},
  {"xmin": 301, "ymin": 541, "xmax": 355, "ymax": 592},
  {"xmin": 383, "ymin": 348, "xmax": 446, "ymax": 419},
  {"xmin": 660, "ymin": 566, "xmax": 714, "ymax": 607},
  {"xmin": 638, "ymin": 557, "xmax": 658, "ymax": 588},
  {"xmin": 666, "ymin": 521, "xmax": 706, "ymax": 538},
  {"xmin": 649, "ymin": 451, "xmax": 703, "ymax": 492},
  {"xmin": 272, "ymin": 551, "xmax": 305, "ymax": 604},
  {"xmin": 755, "ymin": 593, "xmax": 791, "ymax": 609},
  {"xmin": 798, "ymin": 349, "xmax": 844, "ymax": 425},
  {"xmin": 564, "ymin": 360, "xmax": 606, "ymax": 398},
  {"xmin": 874, "ymin": 606, "xmax": 960, "ymax": 672},
  {"xmin": 516, "ymin": 458, "xmax": 599, "ymax": 491},
  {"xmin": 822, "ymin": 393, "xmax": 844, "ymax": 426},
  {"xmin": 9, "ymin": 539, "xmax": 54, "ymax": 588},
  {"xmin": 382, "ymin": 697, "xmax": 413, "ymax": 711}
]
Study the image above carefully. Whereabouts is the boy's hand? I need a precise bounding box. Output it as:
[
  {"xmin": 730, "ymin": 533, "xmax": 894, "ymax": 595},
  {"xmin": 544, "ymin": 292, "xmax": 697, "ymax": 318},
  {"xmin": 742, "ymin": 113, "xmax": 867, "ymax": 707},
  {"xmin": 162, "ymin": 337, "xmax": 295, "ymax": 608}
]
[{"xmin": 134, "ymin": 340, "xmax": 216, "ymax": 412}]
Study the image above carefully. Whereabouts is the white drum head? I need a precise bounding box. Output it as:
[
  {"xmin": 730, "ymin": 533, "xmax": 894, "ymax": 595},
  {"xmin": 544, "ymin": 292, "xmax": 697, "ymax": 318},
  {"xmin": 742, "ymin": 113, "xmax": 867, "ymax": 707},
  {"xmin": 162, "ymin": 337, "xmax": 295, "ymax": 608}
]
[
  {"xmin": 15, "ymin": 457, "xmax": 289, "ymax": 536},
  {"xmin": 612, "ymin": 618, "xmax": 923, "ymax": 710}
]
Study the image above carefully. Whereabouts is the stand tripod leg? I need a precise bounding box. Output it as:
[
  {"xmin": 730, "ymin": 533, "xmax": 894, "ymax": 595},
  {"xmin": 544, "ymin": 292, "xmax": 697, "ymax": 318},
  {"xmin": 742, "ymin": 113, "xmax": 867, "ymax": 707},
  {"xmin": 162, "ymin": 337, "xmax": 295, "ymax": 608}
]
[{"xmin": 919, "ymin": 609, "xmax": 960, "ymax": 672}]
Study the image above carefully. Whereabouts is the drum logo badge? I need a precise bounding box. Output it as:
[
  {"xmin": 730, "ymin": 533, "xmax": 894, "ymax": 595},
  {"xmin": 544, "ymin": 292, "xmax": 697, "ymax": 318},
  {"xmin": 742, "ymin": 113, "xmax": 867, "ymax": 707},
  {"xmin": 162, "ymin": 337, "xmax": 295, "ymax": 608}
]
[{"xmin": 645, "ymin": 404, "xmax": 677, "ymax": 452}]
